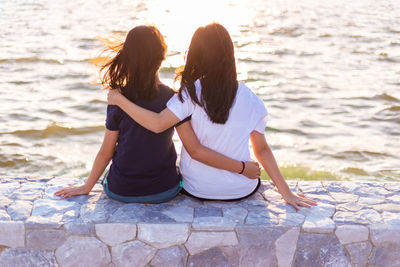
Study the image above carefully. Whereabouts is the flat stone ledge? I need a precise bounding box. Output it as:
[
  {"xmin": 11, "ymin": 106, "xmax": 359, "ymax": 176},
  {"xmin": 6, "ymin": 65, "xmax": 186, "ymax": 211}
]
[{"xmin": 0, "ymin": 178, "xmax": 399, "ymax": 266}]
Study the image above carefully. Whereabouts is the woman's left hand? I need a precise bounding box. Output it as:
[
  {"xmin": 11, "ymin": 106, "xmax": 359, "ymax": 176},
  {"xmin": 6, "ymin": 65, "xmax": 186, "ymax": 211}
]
[
  {"xmin": 107, "ymin": 89, "xmax": 123, "ymax": 105},
  {"xmin": 282, "ymin": 191, "xmax": 318, "ymax": 211}
]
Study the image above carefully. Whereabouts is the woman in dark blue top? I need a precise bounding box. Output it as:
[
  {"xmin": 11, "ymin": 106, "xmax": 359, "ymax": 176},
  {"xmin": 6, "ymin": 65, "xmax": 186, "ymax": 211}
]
[{"xmin": 55, "ymin": 25, "xmax": 261, "ymax": 203}]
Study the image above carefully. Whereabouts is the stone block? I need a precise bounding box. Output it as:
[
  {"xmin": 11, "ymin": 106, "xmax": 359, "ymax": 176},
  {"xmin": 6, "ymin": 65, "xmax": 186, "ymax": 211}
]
[
  {"xmin": 81, "ymin": 199, "xmax": 123, "ymax": 223},
  {"xmin": 267, "ymin": 200, "xmax": 297, "ymax": 214},
  {"xmin": 31, "ymin": 199, "xmax": 80, "ymax": 222},
  {"xmin": 0, "ymin": 196, "xmax": 12, "ymax": 209},
  {"xmin": 0, "ymin": 221, "xmax": 24, "ymax": 247},
  {"xmin": 188, "ymin": 247, "xmax": 231, "ymax": 267},
  {"xmin": 275, "ymin": 227, "xmax": 300, "ymax": 267},
  {"xmin": 298, "ymin": 202, "xmax": 335, "ymax": 218},
  {"xmin": 151, "ymin": 245, "xmax": 188, "ymax": 267},
  {"xmin": 373, "ymin": 203, "xmax": 400, "ymax": 213},
  {"xmin": 370, "ymin": 225, "xmax": 400, "ymax": 247},
  {"xmin": 185, "ymin": 231, "xmax": 238, "ymax": 255},
  {"xmin": 26, "ymin": 229, "xmax": 66, "ymax": 250},
  {"xmin": 334, "ymin": 209, "xmax": 382, "ymax": 224},
  {"xmin": 161, "ymin": 206, "xmax": 194, "ymax": 222},
  {"xmin": 294, "ymin": 233, "xmax": 351, "ymax": 267},
  {"xmin": 335, "ymin": 225, "xmax": 369, "ymax": 244},
  {"xmin": 0, "ymin": 210, "xmax": 11, "ymax": 221},
  {"xmin": 245, "ymin": 211, "xmax": 279, "ymax": 225},
  {"xmin": 194, "ymin": 206, "xmax": 222, "ymax": 217},
  {"xmin": 345, "ymin": 241, "xmax": 372, "ymax": 267},
  {"xmin": 329, "ymin": 192, "xmax": 359, "ymax": 203},
  {"xmin": 138, "ymin": 223, "xmax": 189, "ymax": 249},
  {"xmin": 112, "ymin": 240, "xmax": 156, "ymax": 267},
  {"xmin": 7, "ymin": 200, "xmax": 33, "ymax": 220},
  {"xmin": 236, "ymin": 225, "xmax": 288, "ymax": 246},
  {"xmin": 278, "ymin": 213, "xmax": 305, "ymax": 226},
  {"xmin": 368, "ymin": 247, "xmax": 400, "ymax": 267},
  {"xmin": 192, "ymin": 216, "xmax": 236, "ymax": 231},
  {"xmin": 64, "ymin": 222, "xmax": 95, "ymax": 235},
  {"xmin": 55, "ymin": 236, "xmax": 111, "ymax": 267},
  {"xmin": 95, "ymin": 223, "xmax": 136, "ymax": 246},
  {"xmin": 302, "ymin": 215, "xmax": 335, "ymax": 233},
  {"xmin": 0, "ymin": 248, "xmax": 56, "ymax": 267},
  {"xmin": 9, "ymin": 182, "xmax": 45, "ymax": 201},
  {"xmin": 0, "ymin": 182, "xmax": 20, "ymax": 197},
  {"xmin": 222, "ymin": 206, "xmax": 248, "ymax": 223},
  {"xmin": 382, "ymin": 211, "xmax": 400, "ymax": 224}
]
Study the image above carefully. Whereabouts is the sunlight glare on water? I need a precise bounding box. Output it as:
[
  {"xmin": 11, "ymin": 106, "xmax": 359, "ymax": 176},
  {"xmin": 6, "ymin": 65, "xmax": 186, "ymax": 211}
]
[{"xmin": 0, "ymin": 0, "xmax": 399, "ymax": 181}]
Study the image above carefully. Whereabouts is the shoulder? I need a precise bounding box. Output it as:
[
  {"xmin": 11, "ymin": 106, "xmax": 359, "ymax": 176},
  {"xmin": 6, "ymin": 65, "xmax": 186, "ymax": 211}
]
[
  {"xmin": 107, "ymin": 105, "xmax": 123, "ymax": 118},
  {"xmin": 238, "ymin": 82, "xmax": 267, "ymax": 114}
]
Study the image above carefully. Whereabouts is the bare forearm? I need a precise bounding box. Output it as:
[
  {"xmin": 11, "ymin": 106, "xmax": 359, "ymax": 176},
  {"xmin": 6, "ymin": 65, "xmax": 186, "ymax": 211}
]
[
  {"xmin": 84, "ymin": 152, "xmax": 112, "ymax": 192},
  {"xmin": 255, "ymin": 148, "xmax": 290, "ymax": 194},
  {"xmin": 118, "ymin": 97, "xmax": 163, "ymax": 133},
  {"xmin": 192, "ymin": 147, "xmax": 242, "ymax": 173}
]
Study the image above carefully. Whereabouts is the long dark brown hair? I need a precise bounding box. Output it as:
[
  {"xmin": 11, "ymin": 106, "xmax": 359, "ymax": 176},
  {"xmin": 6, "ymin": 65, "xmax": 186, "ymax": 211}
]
[
  {"xmin": 101, "ymin": 25, "xmax": 167, "ymax": 102},
  {"xmin": 176, "ymin": 23, "xmax": 238, "ymax": 124}
]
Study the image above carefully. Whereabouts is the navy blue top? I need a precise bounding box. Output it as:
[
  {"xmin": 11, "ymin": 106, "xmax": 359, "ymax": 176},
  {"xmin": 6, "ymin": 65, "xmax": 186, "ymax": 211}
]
[{"xmin": 105, "ymin": 84, "xmax": 180, "ymax": 196}]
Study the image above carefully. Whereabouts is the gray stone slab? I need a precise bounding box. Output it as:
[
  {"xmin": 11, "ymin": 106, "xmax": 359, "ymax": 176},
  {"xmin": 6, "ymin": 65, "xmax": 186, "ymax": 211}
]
[
  {"xmin": 9, "ymin": 182, "xmax": 45, "ymax": 201},
  {"xmin": 95, "ymin": 223, "xmax": 136, "ymax": 246},
  {"xmin": 334, "ymin": 209, "xmax": 382, "ymax": 225},
  {"xmin": 336, "ymin": 201, "xmax": 364, "ymax": 212},
  {"xmin": 138, "ymin": 223, "xmax": 189, "ymax": 249},
  {"xmin": 335, "ymin": 225, "xmax": 369, "ymax": 244},
  {"xmin": 112, "ymin": 240, "xmax": 157, "ymax": 267},
  {"xmin": 237, "ymin": 199, "xmax": 268, "ymax": 211},
  {"xmin": 0, "ymin": 248, "xmax": 57, "ymax": 267},
  {"xmin": 222, "ymin": 206, "xmax": 248, "ymax": 224},
  {"xmin": 25, "ymin": 216, "xmax": 63, "ymax": 229},
  {"xmin": 26, "ymin": 229, "xmax": 66, "ymax": 250},
  {"xmin": 151, "ymin": 245, "xmax": 188, "ymax": 267},
  {"xmin": 236, "ymin": 225, "xmax": 288, "ymax": 246},
  {"xmin": 81, "ymin": 199, "xmax": 123, "ymax": 223},
  {"xmin": 297, "ymin": 181, "xmax": 327, "ymax": 194},
  {"xmin": 384, "ymin": 182, "xmax": 400, "ymax": 192},
  {"xmin": 185, "ymin": 231, "xmax": 238, "ymax": 255},
  {"xmin": 0, "ymin": 221, "xmax": 24, "ymax": 247},
  {"xmin": 245, "ymin": 210, "xmax": 279, "ymax": 225},
  {"xmin": 358, "ymin": 196, "xmax": 386, "ymax": 205},
  {"xmin": 7, "ymin": 200, "xmax": 33, "ymax": 221},
  {"xmin": 64, "ymin": 222, "xmax": 95, "ymax": 235},
  {"xmin": 278, "ymin": 212, "xmax": 305, "ymax": 226},
  {"xmin": 301, "ymin": 193, "xmax": 337, "ymax": 205},
  {"xmin": 267, "ymin": 200, "xmax": 298, "ymax": 214},
  {"xmin": 382, "ymin": 211, "xmax": 400, "ymax": 224},
  {"xmin": 161, "ymin": 205, "xmax": 194, "ymax": 222},
  {"xmin": 188, "ymin": 247, "xmax": 231, "ymax": 267},
  {"xmin": 0, "ymin": 196, "xmax": 12, "ymax": 209},
  {"xmin": 345, "ymin": 242, "xmax": 372, "ymax": 267},
  {"xmin": 368, "ymin": 247, "xmax": 400, "ymax": 267},
  {"xmin": 294, "ymin": 233, "xmax": 352, "ymax": 267},
  {"xmin": 386, "ymin": 194, "xmax": 400, "ymax": 203},
  {"xmin": 275, "ymin": 227, "xmax": 300, "ymax": 267},
  {"xmin": 192, "ymin": 216, "xmax": 236, "ymax": 231},
  {"xmin": 31, "ymin": 199, "xmax": 80, "ymax": 222},
  {"xmin": 0, "ymin": 182, "xmax": 20, "ymax": 197},
  {"xmin": 106, "ymin": 203, "xmax": 146, "ymax": 223},
  {"xmin": 302, "ymin": 215, "xmax": 335, "ymax": 233},
  {"xmin": 55, "ymin": 236, "xmax": 111, "ymax": 267},
  {"xmin": 298, "ymin": 202, "xmax": 335, "ymax": 218},
  {"xmin": 194, "ymin": 206, "xmax": 222, "ymax": 217},
  {"xmin": 329, "ymin": 192, "xmax": 359, "ymax": 203},
  {"xmin": 0, "ymin": 209, "xmax": 11, "ymax": 221},
  {"xmin": 373, "ymin": 203, "xmax": 400, "ymax": 213},
  {"xmin": 370, "ymin": 225, "xmax": 400, "ymax": 247}
]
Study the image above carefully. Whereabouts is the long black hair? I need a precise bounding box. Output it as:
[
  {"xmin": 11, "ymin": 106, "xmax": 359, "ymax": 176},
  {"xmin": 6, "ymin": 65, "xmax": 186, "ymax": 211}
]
[
  {"xmin": 101, "ymin": 25, "xmax": 167, "ymax": 102},
  {"xmin": 176, "ymin": 23, "xmax": 238, "ymax": 124}
]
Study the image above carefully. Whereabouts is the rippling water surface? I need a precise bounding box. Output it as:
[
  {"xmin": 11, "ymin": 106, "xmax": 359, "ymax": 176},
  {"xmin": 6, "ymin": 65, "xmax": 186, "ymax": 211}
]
[{"xmin": 1, "ymin": 0, "xmax": 399, "ymax": 181}]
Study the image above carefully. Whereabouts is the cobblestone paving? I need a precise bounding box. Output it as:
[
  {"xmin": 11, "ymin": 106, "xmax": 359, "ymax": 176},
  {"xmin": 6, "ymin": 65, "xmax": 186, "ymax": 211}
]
[{"xmin": 0, "ymin": 177, "xmax": 399, "ymax": 266}]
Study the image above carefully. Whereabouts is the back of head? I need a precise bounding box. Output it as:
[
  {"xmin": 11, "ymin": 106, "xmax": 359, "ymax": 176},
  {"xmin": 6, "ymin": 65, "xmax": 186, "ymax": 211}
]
[
  {"xmin": 177, "ymin": 23, "xmax": 238, "ymax": 124},
  {"xmin": 102, "ymin": 25, "xmax": 167, "ymax": 102}
]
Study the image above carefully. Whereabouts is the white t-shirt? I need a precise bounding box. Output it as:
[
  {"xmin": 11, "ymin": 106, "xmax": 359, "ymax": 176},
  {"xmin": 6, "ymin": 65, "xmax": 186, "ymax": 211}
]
[{"xmin": 167, "ymin": 80, "xmax": 267, "ymax": 199}]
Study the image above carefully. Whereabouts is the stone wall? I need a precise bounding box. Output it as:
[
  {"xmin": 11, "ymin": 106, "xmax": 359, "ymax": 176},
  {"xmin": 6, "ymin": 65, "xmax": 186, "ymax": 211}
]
[{"xmin": 0, "ymin": 177, "xmax": 399, "ymax": 266}]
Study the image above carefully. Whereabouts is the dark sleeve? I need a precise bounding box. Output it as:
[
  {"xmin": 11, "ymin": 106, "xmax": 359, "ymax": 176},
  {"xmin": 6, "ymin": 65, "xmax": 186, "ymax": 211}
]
[
  {"xmin": 175, "ymin": 115, "xmax": 192, "ymax": 128},
  {"xmin": 105, "ymin": 105, "xmax": 121, "ymax": 131}
]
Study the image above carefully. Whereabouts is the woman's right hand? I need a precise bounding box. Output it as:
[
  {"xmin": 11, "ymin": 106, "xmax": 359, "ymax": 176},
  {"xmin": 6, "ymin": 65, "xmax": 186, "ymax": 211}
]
[
  {"xmin": 54, "ymin": 185, "xmax": 90, "ymax": 199},
  {"xmin": 243, "ymin": 161, "xmax": 261, "ymax": 179}
]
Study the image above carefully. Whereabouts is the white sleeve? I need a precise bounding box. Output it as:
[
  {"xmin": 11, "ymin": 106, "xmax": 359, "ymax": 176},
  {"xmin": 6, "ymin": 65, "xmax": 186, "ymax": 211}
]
[
  {"xmin": 166, "ymin": 89, "xmax": 195, "ymax": 120},
  {"xmin": 253, "ymin": 98, "xmax": 268, "ymax": 134}
]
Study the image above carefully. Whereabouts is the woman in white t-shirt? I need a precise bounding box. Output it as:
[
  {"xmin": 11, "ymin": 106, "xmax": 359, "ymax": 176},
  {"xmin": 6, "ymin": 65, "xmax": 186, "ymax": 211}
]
[{"xmin": 108, "ymin": 23, "xmax": 317, "ymax": 209}]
